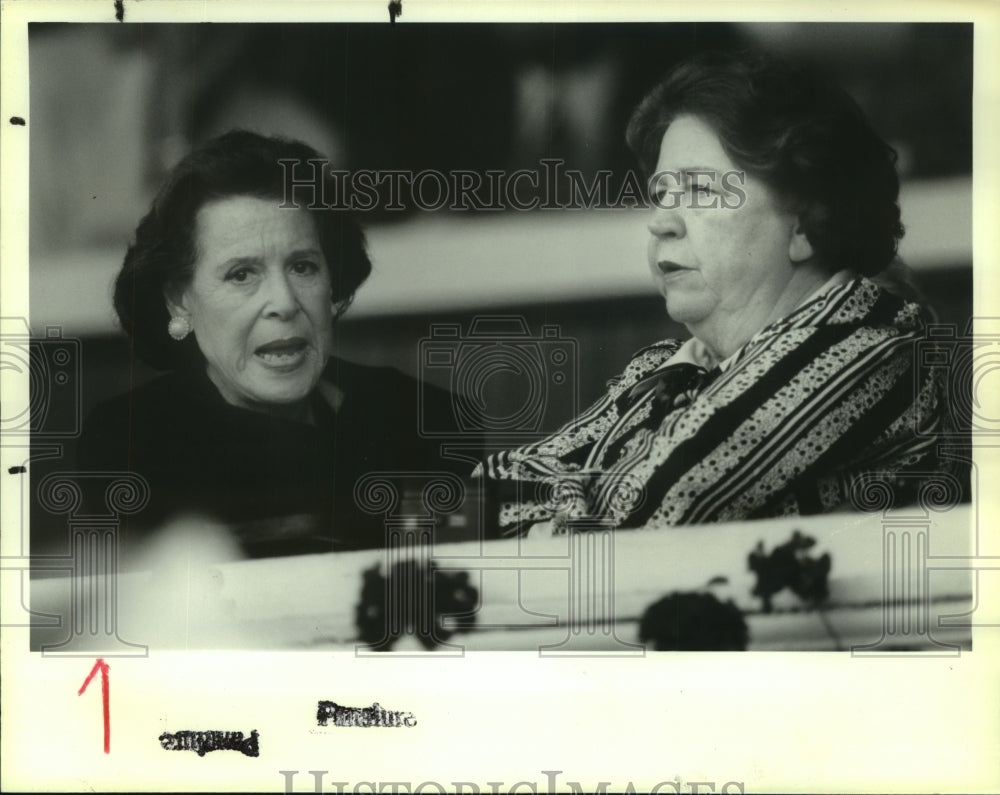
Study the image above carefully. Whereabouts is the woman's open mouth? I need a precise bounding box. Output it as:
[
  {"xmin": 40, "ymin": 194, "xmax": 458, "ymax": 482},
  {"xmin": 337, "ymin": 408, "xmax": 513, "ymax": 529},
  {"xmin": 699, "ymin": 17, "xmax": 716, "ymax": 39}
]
[{"xmin": 254, "ymin": 337, "xmax": 309, "ymax": 368}]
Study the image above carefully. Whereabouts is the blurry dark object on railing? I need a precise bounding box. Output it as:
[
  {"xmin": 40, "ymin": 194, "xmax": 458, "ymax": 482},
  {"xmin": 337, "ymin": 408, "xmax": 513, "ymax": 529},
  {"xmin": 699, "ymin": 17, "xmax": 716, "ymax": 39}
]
[
  {"xmin": 355, "ymin": 559, "xmax": 479, "ymax": 651},
  {"xmin": 748, "ymin": 530, "xmax": 832, "ymax": 614},
  {"xmin": 638, "ymin": 591, "xmax": 749, "ymax": 651}
]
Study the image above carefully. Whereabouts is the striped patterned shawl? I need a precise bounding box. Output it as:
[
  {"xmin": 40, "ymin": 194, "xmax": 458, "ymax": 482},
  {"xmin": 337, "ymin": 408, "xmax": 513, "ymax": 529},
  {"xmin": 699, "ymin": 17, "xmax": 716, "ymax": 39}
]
[{"xmin": 479, "ymin": 277, "xmax": 953, "ymax": 532}]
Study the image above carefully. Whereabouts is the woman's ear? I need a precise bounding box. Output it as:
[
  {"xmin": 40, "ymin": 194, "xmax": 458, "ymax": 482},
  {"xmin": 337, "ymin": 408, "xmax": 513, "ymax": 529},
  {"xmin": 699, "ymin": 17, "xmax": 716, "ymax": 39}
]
[
  {"xmin": 163, "ymin": 283, "xmax": 189, "ymax": 319},
  {"xmin": 788, "ymin": 217, "xmax": 815, "ymax": 264},
  {"xmin": 163, "ymin": 285, "xmax": 195, "ymax": 341}
]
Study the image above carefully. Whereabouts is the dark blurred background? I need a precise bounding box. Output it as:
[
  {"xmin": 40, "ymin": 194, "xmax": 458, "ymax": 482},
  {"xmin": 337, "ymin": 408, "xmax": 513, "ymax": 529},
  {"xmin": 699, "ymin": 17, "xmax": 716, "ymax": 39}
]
[{"xmin": 27, "ymin": 22, "xmax": 973, "ymax": 552}]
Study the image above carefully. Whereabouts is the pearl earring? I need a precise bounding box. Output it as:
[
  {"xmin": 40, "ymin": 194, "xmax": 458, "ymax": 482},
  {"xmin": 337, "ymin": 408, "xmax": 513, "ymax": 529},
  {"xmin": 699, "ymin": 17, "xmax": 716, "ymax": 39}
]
[{"xmin": 167, "ymin": 316, "xmax": 192, "ymax": 341}]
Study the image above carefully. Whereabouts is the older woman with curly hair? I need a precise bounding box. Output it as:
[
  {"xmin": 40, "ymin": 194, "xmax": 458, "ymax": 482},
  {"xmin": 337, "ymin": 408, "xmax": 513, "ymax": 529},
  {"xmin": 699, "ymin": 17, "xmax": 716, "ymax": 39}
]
[
  {"xmin": 80, "ymin": 130, "xmax": 462, "ymax": 556},
  {"xmin": 479, "ymin": 50, "xmax": 957, "ymax": 532}
]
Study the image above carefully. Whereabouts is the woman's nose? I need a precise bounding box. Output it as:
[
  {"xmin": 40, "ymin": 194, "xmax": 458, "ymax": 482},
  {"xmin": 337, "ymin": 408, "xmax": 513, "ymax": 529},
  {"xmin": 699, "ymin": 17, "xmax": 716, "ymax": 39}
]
[
  {"xmin": 262, "ymin": 272, "xmax": 299, "ymax": 318},
  {"xmin": 647, "ymin": 205, "xmax": 685, "ymax": 239}
]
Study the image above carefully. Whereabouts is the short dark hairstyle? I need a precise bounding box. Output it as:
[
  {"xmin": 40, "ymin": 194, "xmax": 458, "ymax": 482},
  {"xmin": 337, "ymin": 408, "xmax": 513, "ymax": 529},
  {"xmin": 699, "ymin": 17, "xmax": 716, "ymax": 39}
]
[
  {"xmin": 626, "ymin": 50, "xmax": 904, "ymax": 277},
  {"xmin": 114, "ymin": 130, "xmax": 372, "ymax": 370}
]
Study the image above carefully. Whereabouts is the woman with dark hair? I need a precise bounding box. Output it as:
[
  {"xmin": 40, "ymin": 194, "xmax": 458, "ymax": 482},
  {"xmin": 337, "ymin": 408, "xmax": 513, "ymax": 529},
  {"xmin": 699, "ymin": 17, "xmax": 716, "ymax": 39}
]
[
  {"xmin": 80, "ymin": 130, "xmax": 462, "ymax": 556},
  {"xmin": 479, "ymin": 50, "xmax": 957, "ymax": 532}
]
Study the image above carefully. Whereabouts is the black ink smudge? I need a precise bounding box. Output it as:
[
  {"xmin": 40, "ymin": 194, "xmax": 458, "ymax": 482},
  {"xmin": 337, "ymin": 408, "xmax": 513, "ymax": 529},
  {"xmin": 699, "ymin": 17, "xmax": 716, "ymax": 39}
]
[
  {"xmin": 317, "ymin": 701, "xmax": 416, "ymax": 728},
  {"xmin": 158, "ymin": 729, "xmax": 258, "ymax": 757},
  {"xmin": 9, "ymin": 117, "xmax": 26, "ymax": 126},
  {"xmin": 388, "ymin": 1, "xmax": 402, "ymax": 24},
  {"xmin": 114, "ymin": 0, "xmax": 124, "ymax": 22},
  {"xmin": 8, "ymin": 466, "xmax": 26, "ymax": 475}
]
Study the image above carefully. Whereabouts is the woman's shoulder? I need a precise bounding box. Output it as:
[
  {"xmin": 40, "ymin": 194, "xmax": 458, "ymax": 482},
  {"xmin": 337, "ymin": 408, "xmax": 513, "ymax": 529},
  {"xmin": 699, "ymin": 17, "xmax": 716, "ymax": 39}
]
[
  {"xmin": 84, "ymin": 370, "xmax": 221, "ymax": 430},
  {"xmin": 727, "ymin": 276, "xmax": 928, "ymax": 369},
  {"xmin": 84, "ymin": 372, "xmax": 187, "ymax": 428},
  {"xmin": 778, "ymin": 275, "xmax": 930, "ymax": 334},
  {"xmin": 78, "ymin": 370, "xmax": 230, "ymax": 469}
]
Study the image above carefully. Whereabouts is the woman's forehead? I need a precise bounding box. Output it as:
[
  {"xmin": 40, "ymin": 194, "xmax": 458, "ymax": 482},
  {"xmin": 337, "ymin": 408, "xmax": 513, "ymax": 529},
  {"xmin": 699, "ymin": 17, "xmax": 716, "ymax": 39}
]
[
  {"xmin": 187, "ymin": 197, "xmax": 322, "ymax": 275},
  {"xmin": 654, "ymin": 114, "xmax": 734, "ymax": 172},
  {"xmin": 194, "ymin": 196, "xmax": 319, "ymax": 245},
  {"xmin": 196, "ymin": 194, "xmax": 309, "ymax": 225}
]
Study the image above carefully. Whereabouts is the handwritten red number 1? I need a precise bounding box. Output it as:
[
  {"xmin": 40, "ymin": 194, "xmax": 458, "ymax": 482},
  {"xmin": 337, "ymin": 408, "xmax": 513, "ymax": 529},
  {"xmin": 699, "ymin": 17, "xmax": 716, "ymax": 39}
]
[{"xmin": 78, "ymin": 658, "xmax": 110, "ymax": 753}]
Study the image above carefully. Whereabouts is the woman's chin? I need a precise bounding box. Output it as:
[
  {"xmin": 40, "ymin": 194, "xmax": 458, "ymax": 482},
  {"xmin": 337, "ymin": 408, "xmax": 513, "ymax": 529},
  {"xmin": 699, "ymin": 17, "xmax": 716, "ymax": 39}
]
[
  {"xmin": 251, "ymin": 355, "xmax": 323, "ymax": 397},
  {"xmin": 224, "ymin": 370, "xmax": 322, "ymax": 410},
  {"xmin": 252, "ymin": 380, "xmax": 317, "ymax": 407},
  {"xmin": 663, "ymin": 301, "xmax": 710, "ymax": 329}
]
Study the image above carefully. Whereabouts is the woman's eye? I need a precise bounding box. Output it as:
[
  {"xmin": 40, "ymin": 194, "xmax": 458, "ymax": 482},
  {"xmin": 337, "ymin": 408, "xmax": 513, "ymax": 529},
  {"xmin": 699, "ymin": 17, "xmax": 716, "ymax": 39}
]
[
  {"xmin": 292, "ymin": 259, "xmax": 320, "ymax": 275},
  {"xmin": 650, "ymin": 185, "xmax": 682, "ymax": 207},
  {"xmin": 691, "ymin": 183, "xmax": 713, "ymax": 195},
  {"xmin": 226, "ymin": 267, "xmax": 253, "ymax": 283}
]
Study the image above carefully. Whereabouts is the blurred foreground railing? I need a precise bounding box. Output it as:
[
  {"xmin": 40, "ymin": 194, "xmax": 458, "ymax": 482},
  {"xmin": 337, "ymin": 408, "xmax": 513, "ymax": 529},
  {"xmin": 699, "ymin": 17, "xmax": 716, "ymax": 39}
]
[{"xmin": 29, "ymin": 504, "xmax": 978, "ymax": 654}]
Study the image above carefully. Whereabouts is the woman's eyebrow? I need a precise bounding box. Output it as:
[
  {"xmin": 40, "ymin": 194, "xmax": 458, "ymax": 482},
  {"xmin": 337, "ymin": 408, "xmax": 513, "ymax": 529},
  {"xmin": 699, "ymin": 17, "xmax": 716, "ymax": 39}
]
[
  {"xmin": 285, "ymin": 247, "xmax": 324, "ymax": 261},
  {"xmin": 214, "ymin": 249, "xmax": 323, "ymax": 271},
  {"xmin": 215, "ymin": 255, "xmax": 262, "ymax": 272}
]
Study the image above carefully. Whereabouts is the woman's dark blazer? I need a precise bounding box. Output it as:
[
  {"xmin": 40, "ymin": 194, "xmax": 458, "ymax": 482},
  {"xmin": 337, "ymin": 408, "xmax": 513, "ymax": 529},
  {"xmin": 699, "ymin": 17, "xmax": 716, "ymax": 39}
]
[{"xmin": 78, "ymin": 357, "xmax": 476, "ymax": 557}]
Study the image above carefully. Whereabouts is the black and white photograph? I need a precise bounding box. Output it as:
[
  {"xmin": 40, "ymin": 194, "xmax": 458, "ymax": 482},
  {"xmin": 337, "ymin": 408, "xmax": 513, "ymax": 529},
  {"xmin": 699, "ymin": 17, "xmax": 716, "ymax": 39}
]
[{"xmin": 2, "ymin": 2, "xmax": 998, "ymax": 792}]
